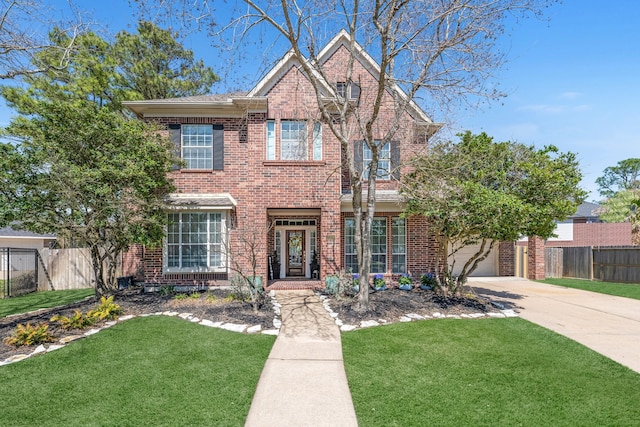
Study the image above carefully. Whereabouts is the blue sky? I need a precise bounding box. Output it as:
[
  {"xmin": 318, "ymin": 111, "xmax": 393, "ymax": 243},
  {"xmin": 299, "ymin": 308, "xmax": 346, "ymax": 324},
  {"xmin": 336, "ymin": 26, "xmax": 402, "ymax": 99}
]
[{"xmin": 5, "ymin": 1, "xmax": 639, "ymax": 201}]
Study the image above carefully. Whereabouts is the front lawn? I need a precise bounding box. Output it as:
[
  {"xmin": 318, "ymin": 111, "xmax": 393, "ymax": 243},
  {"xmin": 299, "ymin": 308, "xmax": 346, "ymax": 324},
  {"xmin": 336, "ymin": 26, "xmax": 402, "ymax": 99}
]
[
  {"xmin": 343, "ymin": 318, "xmax": 640, "ymax": 426},
  {"xmin": 540, "ymin": 278, "xmax": 640, "ymax": 300},
  {"xmin": 0, "ymin": 288, "xmax": 95, "ymax": 318},
  {"xmin": 0, "ymin": 316, "xmax": 274, "ymax": 426}
]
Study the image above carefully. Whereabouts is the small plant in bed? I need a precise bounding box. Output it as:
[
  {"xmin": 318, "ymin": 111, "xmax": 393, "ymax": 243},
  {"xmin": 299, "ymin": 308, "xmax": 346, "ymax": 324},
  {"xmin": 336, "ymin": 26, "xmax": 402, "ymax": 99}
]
[
  {"xmin": 373, "ymin": 274, "xmax": 387, "ymax": 291},
  {"xmin": 398, "ymin": 274, "xmax": 413, "ymax": 290},
  {"xmin": 420, "ymin": 272, "xmax": 436, "ymax": 290}
]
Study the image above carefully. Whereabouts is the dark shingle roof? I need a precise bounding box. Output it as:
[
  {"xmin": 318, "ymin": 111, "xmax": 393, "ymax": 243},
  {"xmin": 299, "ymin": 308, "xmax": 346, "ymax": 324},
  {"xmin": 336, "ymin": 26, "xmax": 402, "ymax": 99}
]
[
  {"xmin": 0, "ymin": 227, "xmax": 56, "ymax": 238},
  {"xmin": 570, "ymin": 202, "xmax": 601, "ymax": 218}
]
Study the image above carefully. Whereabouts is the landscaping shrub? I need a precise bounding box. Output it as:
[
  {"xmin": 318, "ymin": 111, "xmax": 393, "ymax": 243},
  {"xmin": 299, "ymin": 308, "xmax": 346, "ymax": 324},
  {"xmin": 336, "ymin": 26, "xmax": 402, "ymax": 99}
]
[{"xmin": 3, "ymin": 322, "xmax": 56, "ymax": 346}]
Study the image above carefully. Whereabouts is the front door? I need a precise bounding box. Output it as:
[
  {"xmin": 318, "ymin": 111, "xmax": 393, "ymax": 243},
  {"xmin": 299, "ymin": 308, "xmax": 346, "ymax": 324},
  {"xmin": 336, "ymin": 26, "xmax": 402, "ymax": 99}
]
[{"xmin": 286, "ymin": 230, "xmax": 305, "ymax": 276}]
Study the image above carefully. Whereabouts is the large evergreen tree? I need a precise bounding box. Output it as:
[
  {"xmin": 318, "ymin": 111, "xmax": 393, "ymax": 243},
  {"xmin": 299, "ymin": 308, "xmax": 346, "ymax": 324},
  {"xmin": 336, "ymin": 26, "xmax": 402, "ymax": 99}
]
[{"xmin": 0, "ymin": 21, "xmax": 217, "ymax": 295}]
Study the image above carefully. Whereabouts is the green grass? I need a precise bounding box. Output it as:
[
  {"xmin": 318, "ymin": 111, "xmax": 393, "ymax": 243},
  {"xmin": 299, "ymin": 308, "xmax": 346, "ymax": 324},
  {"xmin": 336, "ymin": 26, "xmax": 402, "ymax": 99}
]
[
  {"xmin": 343, "ymin": 318, "xmax": 640, "ymax": 426},
  {"xmin": 0, "ymin": 316, "xmax": 274, "ymax": 426},
  {"xmin": 540, "ymin": 278, "xmax": 640, "ymax": 300},
  {"xmin": 0, "ymin": 288, "xmax": 96, "ymax": 318}
]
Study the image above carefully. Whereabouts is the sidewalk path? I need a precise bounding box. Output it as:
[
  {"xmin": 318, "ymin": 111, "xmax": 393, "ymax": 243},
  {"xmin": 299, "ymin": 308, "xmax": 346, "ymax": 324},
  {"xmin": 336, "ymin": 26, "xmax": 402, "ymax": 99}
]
[
  {"xmin": 245, "ymin": 290, "xmax": 358, "ymax": 427},
  {"xmin": 469, "ymin": 277, "xmax": 640, "ymax": 373}
]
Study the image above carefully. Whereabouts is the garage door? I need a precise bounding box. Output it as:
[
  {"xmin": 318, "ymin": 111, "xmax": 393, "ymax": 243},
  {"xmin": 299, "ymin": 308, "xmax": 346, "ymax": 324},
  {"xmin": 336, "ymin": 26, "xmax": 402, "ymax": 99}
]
[{"xmin": 450, "ymin": 241, "xmax": 498, "ymax": 277}]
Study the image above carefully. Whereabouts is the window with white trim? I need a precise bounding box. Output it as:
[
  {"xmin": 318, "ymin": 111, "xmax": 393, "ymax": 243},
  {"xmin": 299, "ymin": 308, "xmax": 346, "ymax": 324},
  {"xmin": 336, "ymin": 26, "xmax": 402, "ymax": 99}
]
[
  {"xmin": 166, "ymin": 212, "xmax": 225, "ymax": 272},
  {"xmin": 280, "ymin": 120, "xmax": 307, "ymax": 160},
  {"xmin": 313, "ymin": 122, "xmax": 322, "ymax": 160},
  {"xmin": 363, "ymin": 142, "xmax": 390, "ymax": 180},
  {"xmin": 392, "ymin": 217, "xmax": 406, "ymax": 274},
  {"xmin": 344, "ymin": 217, "xmax": 387, "ymax": 274},
  {"xmin": 370, "ymin": 218, "xmax": 387, "ymax": 273},
  {"xmin": 336, "ymin": 81, "xmax": 361, "ymax": 100},
  {"xmin": 266, "ymin": 120, "xmax": 276, "ymax": 160},
  {"xmin": 182, "ymin": 125, "xmax": 213, "ymax": 169}
]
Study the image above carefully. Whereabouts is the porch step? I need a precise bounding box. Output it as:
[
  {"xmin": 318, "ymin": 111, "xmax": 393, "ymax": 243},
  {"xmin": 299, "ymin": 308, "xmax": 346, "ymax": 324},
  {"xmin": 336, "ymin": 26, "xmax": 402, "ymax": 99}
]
[{"xmin": 266, "ymin": 280, "xmax": 323, "ymax": 291}]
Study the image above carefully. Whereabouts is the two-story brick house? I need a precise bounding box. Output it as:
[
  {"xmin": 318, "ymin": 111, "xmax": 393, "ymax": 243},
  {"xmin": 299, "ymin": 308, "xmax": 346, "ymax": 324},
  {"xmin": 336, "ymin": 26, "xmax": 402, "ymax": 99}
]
[{"xmin": 124, "ymin": 31, "xmax": 516, "ymax": 289}]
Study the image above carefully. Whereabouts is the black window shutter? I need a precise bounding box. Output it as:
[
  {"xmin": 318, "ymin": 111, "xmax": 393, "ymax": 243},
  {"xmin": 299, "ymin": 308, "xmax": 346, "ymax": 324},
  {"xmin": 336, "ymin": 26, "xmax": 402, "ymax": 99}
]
[
  {"xmin": 168, "ymin": 124, "xmax": 181, "ymax": 170},
  {"xmin": 354, "ymin": 140, "xmax": 364, "ymax": 176},
  {"xmin": 390, "ymin": 141, "xmax": 400, "ymax": 180},
  {"xmin": 350, "ymin": 83, "xmax": 361, "ymax": 100},
  {"xmin": 213, "ymin": 124, "xmax": 224, "ymax": 170}
]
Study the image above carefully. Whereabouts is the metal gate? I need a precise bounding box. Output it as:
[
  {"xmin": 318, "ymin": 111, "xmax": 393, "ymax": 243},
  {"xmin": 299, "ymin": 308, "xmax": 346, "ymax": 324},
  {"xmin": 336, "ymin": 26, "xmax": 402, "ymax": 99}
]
[{"xmin": 0, "ymin": 248, "xmax": 39, "ymax": 298}]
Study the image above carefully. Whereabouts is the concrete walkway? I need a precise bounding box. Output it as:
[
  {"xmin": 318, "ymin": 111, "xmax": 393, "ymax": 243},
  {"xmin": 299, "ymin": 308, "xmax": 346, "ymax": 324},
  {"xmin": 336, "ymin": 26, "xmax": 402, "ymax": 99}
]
[
  {"xmin": 245, "ymin": 290, "xmax": 358, "ymax": 427},
  {"xmin": 469, "ymin": 277, "xmax": 640, "ymax": 373}
]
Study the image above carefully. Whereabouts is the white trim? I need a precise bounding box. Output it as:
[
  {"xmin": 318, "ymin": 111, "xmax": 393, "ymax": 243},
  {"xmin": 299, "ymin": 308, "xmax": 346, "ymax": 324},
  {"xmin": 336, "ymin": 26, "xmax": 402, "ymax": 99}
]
[
  {"xmin": 275, "ymin": 224, "xmax": 317, "ymax": 279},
  {"xmin": 163, "ymin": 211, "xmax": 229, "ymax": 274}
]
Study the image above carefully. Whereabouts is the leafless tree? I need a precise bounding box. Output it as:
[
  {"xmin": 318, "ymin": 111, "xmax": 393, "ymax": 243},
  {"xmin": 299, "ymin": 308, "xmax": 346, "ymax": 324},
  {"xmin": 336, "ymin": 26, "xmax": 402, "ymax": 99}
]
[
  {"xmin": 134, "ymin": 0, "xmax": 558, "ymax": 311},
  {"xmin": 224, "ymin": 217, "xmax": 274, "ymax": 313},
  {"xmin": 0, "ymin": 0, "xmax": 89, "ymax": 79}
]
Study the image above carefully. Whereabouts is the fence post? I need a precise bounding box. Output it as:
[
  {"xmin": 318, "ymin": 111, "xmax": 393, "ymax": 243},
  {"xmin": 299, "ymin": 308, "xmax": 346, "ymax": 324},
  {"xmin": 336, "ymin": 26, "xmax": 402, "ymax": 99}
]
[
  {"xmin": 589, "ymin": 246, "xmax": 594, "ymax": 281},
  {"xmin": 6, "ymin": 247, "xmax": 10, "ymax": 297}
]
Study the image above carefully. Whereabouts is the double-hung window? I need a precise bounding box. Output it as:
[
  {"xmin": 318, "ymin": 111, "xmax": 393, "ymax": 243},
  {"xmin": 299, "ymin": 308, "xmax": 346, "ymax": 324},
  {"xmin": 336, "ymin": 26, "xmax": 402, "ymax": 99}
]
[
  {"xmin": 166, "ymin": 212, "xmax": 225, "ymax": 272},
  {"xmin": 369, "ymin": 218, "xmax": 387, "ymax": 273},
  {"xmin": 355, "ymin": 140, "xmax": 399, "ymax": 181},
  {"xmin": 392, "ymin": 217, "xmax": 406, "ymax": 274},
  {"xmin": 182, "ymin": 125, "xmax": 213, "ymax": 169},
  {"xmin": 344, "ymin": 217, "xmax": 388, "ymax": 274},
  {"xmin": 280, "ymin": 120, "xmax": 307, "ymax": 160},
  {"xmin": 363, "ymin": 142, "xmax": 391, "ymax": 180},
  {"xmin": 169, "ymin": 123, "xmax": 224, "ymax": 170}
]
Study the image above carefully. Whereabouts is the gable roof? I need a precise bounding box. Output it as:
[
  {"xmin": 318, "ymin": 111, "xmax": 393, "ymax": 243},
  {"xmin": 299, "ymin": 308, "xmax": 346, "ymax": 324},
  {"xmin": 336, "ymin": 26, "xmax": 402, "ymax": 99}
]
[
  {"xmin": 124, "ymin": 30, "xmax": 442, "ymax": 137},
  {"xmin": 249, "ymin": 29, "xmax": 441, "ymax": 135}
]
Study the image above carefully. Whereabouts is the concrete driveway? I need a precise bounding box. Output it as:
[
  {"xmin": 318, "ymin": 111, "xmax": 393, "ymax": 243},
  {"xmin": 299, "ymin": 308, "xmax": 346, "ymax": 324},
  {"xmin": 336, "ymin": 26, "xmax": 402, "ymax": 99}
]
[{"xmin": 469, "ymin": 277, "xmax": 640, "ymax": 374}]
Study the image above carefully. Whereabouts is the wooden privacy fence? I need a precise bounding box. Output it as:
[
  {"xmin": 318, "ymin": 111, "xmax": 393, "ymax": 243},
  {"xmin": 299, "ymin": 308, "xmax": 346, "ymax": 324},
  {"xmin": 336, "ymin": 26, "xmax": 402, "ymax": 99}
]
[
  {"xmin": 545, "ymin": 246, "xmax": 640, "ymax": 283},
  {"xmin": 37, "ymin": 248, "xmax": 122, "ymax": 291}
]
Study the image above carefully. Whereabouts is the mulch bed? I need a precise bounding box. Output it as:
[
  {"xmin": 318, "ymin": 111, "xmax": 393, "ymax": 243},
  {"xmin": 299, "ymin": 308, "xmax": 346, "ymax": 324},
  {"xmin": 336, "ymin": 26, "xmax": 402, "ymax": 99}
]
[
  {"xmin": 1, "ymin": 286, "xmax": 501, "ymax": 362},
  {"xmin": 324, "ymin": 286, "xmax": 500, "ymax": 325},
  {"xmin": 0, "ymin": 288, "xmax": 275, "ymax": 361}
]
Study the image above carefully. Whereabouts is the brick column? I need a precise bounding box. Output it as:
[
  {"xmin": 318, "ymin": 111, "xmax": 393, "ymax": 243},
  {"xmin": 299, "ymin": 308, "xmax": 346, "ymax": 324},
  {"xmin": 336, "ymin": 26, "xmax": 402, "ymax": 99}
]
[
  {"xmin": 527, "ymin": 236, "xmax": 545, "ymax": 280},
  {"xmin": 498, "ymin": 241, "xmax": 515, "ymax": 276}
]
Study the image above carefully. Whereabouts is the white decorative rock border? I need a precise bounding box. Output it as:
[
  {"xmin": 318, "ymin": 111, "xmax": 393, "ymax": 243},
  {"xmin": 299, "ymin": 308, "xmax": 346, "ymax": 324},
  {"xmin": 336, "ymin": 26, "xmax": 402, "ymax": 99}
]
[
  {"xmin": 1, "ymin": 294, "xmax": 282, "ymax": 366},
  {"xmin": 316, "ymin": 292, "xmax": 519, "ymax": 332}
]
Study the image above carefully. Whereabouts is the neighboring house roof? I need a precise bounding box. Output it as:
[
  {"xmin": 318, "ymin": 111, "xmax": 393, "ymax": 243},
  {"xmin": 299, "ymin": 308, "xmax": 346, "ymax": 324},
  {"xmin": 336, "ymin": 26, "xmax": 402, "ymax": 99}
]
[
  {"xmin": 570, "ymin": 202, "xmax": 601, "ymax": 219},
  {"xmin": 0, "ymin": 227, "xmax": 55, "ymax": 239}
]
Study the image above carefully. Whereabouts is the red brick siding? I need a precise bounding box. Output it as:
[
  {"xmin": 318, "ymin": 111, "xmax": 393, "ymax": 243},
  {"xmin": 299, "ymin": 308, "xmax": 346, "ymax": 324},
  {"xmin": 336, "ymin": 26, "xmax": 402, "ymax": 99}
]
[
  {"xmin": 498, "ymin": 241, "xmax": 515, "ymax": 276},
  {"xmin": 122, "ymin": 244, "xmax": 144, "ymax": 281},
  {"xmin": 527, "ymin": 236, "xmax": 545, "ymax": 280},
  {"xmin": 546, "ymin": 223, "xmax": 632, "ymax": 247},
  {"xmin": 135, "ymin": 45, "xmax": 518, "ymax": 286}
]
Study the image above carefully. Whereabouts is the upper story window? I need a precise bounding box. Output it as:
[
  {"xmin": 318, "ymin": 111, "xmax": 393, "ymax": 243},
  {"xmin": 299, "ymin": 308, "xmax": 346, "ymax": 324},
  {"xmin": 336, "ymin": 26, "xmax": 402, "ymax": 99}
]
[
  {"xmin": 354, "ymin": 140, "xmax": 400, "ymax": 181},
  {"xmin": 182, "ymin": 125, "xmax": 213, "ymax": 169},
  {"xmin": 337, "ymin": 81, "xmax": 361, "ymax": 101},
  {"xmin": 168, "ymin": 124, "xmax": 224, "ymax": 171},
  {"xmin": 281, "ymin": 120, "xmax": 307, "ymax": 160},
  {"xmin": 266, "ymin": 120, "xmax": 323, "ymax": 161},
  {"xmin": 363, "ymin": 142, "xmax": 390, "ymax": 180}
]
